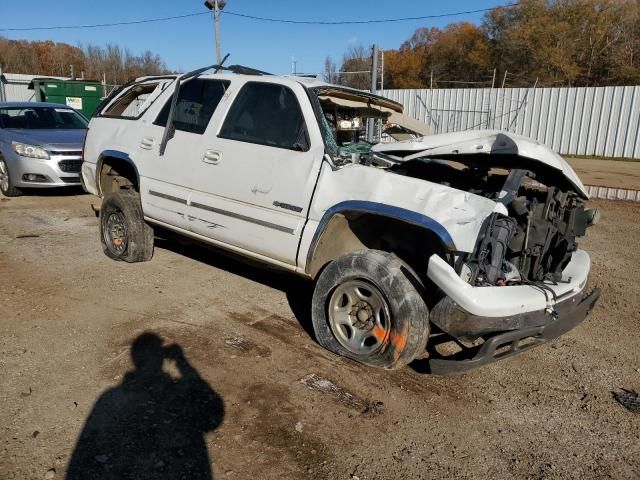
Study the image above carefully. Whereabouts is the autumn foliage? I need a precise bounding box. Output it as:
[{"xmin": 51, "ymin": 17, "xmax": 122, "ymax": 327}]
[
  {"xmin": 0, "ymin": 37, "xmax": 169, "ymax": 85},
  {"xmin": 330, "ymin": 0, "xmax": 640, "ymax": 89}
]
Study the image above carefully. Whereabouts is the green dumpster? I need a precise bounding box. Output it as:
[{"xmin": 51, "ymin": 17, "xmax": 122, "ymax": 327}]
[{"xmin": 28, "ymin": 78, "xmax": 104, "ymax": 118}]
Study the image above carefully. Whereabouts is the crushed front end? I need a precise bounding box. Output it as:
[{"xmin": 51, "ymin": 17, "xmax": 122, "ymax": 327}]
[
  {"xmin": 425, "ymin": 168, "xmax": 600, "ymax": 374},
  {"xmin": 372, "ymin": 132, "xmax": 601, "ymax": 374}
]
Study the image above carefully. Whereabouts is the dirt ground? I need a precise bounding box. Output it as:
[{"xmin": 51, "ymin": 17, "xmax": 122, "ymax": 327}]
[
  {"xmin": 567, "ymin": 158, "xmax": 640, "ymax": 189},
  {"xmin": 1, "ymin": 189, "xmax": 639, "ymax": 480}
]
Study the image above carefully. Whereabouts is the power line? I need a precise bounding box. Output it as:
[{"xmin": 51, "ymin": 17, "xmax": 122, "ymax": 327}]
[
  {"xmin": 221, "ymin": 4, "xmax": 519, "ymax": 25},
  {"xmin": 0, "ymin": 12, "xmax": 208, "ymax": 32},
  {"xmin": 0, "ymin": 3, "xmax": 519, "ymax": 32}
]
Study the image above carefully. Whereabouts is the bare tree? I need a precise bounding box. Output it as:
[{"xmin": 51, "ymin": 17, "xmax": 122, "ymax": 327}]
[
  {"xmin": 322, "ymin": 56, "xmax": 339, "ymax": 84},
  {"xmin": 338, "ymin": 45, "xmax": 370, "ymax": 89}
]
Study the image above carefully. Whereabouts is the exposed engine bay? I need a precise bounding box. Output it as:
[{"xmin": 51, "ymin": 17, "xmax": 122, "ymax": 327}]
[
  {"xmin": 385, "ymin": 156, "xmax": 597, "ymax": 287},
  {"xmin": 465, "ymin": 184, "xmax": 593, "ymax": 285}
]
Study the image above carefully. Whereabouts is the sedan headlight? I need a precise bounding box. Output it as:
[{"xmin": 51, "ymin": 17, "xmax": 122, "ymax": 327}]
[{"xmin": 11, "ymin": 141, "xmax": 50, "ymax": 159}]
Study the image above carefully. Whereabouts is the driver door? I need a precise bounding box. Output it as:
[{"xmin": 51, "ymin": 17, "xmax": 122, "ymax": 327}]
[{"xmin": 186, "ymin": 79, "xmax": 325, "ymax": 265}]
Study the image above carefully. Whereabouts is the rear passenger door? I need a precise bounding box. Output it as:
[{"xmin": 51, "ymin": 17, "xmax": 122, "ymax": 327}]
[
  {"xmin": 141, "ymin": 78, "xmax": 230, "ymax": 230},
  {"xmin": 186, "ymin": 80, "xmax": 325, "ymax": 265}
]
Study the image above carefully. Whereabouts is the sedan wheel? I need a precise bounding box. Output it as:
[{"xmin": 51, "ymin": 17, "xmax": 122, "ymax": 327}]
[{"xmin": 0, "ymin": 158, "xmax": 22, "ymax": 197}]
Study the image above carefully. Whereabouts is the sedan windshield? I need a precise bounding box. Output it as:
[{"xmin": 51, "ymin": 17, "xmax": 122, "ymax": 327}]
[{"xmin": 0, "ymin": 106, "xmax": 88, "ymax": 130}]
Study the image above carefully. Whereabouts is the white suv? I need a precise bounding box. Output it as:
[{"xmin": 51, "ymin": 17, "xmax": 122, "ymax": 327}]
[{"xmin": 82, "ymin": 64, "xmax": 600, "ymax": 373}]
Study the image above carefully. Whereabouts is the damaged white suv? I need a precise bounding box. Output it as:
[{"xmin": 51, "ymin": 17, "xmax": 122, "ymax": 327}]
[{"xmin": 81, "ymin": 64, "xmax": 600, "ymax": 373}]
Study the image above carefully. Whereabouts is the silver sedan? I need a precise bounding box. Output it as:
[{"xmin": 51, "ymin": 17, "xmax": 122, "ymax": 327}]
[{"xmin": 0, "ymin": 102, "xmax": 88, "ymax": 196}]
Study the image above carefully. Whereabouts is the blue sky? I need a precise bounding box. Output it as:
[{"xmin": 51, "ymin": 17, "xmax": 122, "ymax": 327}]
[{"xmin": 0, "ymin": 1, "xmax": 507, "ymax": 75}]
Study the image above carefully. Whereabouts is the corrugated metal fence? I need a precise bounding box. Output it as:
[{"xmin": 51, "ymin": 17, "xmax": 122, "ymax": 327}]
[{"xmin": 381, "ymin": 86, "xmax": 640, "ymax": 159}]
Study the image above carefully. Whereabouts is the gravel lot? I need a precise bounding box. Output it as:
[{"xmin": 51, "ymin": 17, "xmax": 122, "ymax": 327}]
[
  {"xmin": 1, "ymin": 190, "xmax": 639, "ymax": 480},
  {"xmin": 567, "ymin": 158, "xmax": 640, "ymax": 189}
]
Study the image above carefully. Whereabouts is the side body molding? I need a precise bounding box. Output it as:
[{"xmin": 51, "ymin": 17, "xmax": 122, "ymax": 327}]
[{"xmin": 304, "ymin": 200, "xmax": 456, "ymax": 275}]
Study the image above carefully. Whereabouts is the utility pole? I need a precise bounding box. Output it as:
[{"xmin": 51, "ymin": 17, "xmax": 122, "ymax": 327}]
[
  {"xmin": 204, "ymin": 0, "xmax": 226, "ymax": 64},
  {"xmin": 367, "ymin": 44, "xmax": 379, "ymax": 142},
  {"xmin": 380, "ymin": 50, "xmax": 384, "ymax": 91},
  {"xmin": 370, "ymin": 44, "xmax": 379, "ymax": 95},
  {"xmin": 0, "ymin": 66, "xmax": 5, "ymax": 102}
]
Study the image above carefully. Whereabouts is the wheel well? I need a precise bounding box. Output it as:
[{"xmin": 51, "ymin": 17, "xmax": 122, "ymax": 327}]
[
  {"xmin": 306, "ymin": 212, "xmax": 448, "ymax": 283},
  {"xmin": 99, "ymin": 156, "xmax": 139, "ymax": 195}
]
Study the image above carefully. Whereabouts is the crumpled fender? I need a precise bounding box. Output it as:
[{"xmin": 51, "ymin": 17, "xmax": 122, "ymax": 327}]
[{"xmin": 305, "ymin": 161, "xmax": 502, "ymax": 254}]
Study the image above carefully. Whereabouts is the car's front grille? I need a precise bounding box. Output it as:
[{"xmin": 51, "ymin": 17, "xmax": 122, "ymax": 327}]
[
  {"xmin": 53, "ymin": 150, "xmax": 82, "ymax": 157},
  {"xmin": 61, "ymin": 177, "xmax": 81, "ymax": 183},
  {"xmin": 58, "ymin": 159, "xmax": 82, "ymax": 173}
]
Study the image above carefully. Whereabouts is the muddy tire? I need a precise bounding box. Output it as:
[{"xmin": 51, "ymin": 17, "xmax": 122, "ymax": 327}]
[
  {"xmin": 311, "ymin": 250, "xmax": 429, "ymax": 370},
  {"xmin": 100, "ymin": 190, "xmax": 154, "ymax": 263},
  {"xmin": 0, "ymin": 158, "xmax": 22, "ymax": 197}
]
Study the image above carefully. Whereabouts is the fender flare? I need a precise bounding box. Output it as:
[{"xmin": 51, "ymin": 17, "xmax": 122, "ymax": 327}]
[
  {"xmin": 304, "ymin": 200, "xmax": 456, "ymax": 275},
  {"xmin": 96, "ymin": 150, "xmax": 140, "ymax": 196}
]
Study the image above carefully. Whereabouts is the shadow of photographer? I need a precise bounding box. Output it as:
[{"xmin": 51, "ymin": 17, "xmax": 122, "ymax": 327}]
[{"xmin": 66, "ymin": 332, "xmax": 224, "ymax": 479}]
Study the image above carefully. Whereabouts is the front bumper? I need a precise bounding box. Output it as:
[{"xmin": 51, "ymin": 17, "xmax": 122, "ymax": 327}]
[
  {"xmin": 428, "ymin": 249, "xmax": 591, "ymax": 317},
  {"xmin": 428, "ymin": 287, "xmax": 600, "ymax": 375},
  {"xmin": 426, "ymin": 249, "xmax": 599, "ymax": 374},
  {"xmin": 7, "ymin": 152, "xmax": 82, "ymax": 188}
]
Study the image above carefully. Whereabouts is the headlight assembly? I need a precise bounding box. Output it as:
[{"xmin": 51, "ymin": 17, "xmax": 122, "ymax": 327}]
[{"xmin": 11, "ymin": 141, "xmax": 50, "ymax": 159}]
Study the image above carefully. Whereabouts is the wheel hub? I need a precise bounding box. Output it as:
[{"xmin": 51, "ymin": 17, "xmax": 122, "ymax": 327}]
[
  {"xmin": 328, "ymin": 279, "xmax": 390, "ymax": 355},
  {"xmin": 351, "ymin": 302, "xmax": 374, "ymax": 329},
  {"xmin": 104, "ymin": 211, "xmax": 128, "ymax": 254}
]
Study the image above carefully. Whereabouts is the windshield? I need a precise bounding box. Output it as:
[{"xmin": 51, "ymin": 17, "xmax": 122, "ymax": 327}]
[{"xmin": 0, "ymin": 106, "xmax": 88, "ymax": 130}]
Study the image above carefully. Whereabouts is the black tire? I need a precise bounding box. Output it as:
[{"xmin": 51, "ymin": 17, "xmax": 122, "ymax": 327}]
[
  {"xmin": 0, "ymin": 158, "xmax": 23, "ymax": 197},
  {"xmin": 100, "ymin": 190, "xmax": 154, "ymax": 263},
  {"xmin": 311, "ymin": 250, "xmax": 430, "ymax": 370}
]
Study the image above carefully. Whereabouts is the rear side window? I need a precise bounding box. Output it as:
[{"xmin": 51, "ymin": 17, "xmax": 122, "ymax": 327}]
[
  {"xmin": 102, "ymin": 82, "xmax": 165, "ymax": 118},
  {"xmin": 219, "ymin": 82, "xmax": 309, "ymax": 151},
  {"xmin": 155, "ymin": 79, "xmax": 230, "ymax": 135}
]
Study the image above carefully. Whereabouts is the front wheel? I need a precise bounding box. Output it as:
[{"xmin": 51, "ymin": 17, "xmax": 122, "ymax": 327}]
[
  {"xmin": 311, "ymin": 250, "xmax": 430, "ymax": 370},
  {"xmin": 0, "ymin": 158, "xmax": 22, "ymax": 197},
  {"xmin": 100, "ymin": 190, "xmax": 154, "ymax": 262}
]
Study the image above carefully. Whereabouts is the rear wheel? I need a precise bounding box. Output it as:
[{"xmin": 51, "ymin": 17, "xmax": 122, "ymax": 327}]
[
  {"xmin": 100, "ymin": 190, "xmax": 154, "ymax": 262},
  {"xmin": 311, "ymin": 250, "xmax": 429, "ymax": 369},
  {"xmin": 0, "ymin": 158, "xmax": 22, "ymax": 197}
]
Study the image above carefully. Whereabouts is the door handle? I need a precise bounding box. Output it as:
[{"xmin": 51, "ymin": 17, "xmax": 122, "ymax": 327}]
[
  {"xmin": 202, "ymin": 150, "xmax": 221, "ymax": 164},
  {"xmin": 140, "ymin": 137, "xmax": 154, "ymax": 150}
]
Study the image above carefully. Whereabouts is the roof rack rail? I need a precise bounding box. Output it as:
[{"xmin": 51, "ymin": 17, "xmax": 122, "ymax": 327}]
[{"xmin": 222, "ymin": 64, "xmax": 272, "ymax": 76}]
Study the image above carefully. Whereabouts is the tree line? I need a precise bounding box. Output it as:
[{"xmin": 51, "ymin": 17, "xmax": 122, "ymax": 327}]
[
  {"xmin": 326, "ymin": 0, "xmax": 640, "ymax": 89},
  {"xmin": 0, "ymin": 36, "xmax": 169, "ymax": 85}
]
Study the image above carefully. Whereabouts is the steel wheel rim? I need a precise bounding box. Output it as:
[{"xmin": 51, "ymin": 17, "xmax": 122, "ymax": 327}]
[
  {"xmin": 103, "ymin": 211, "xmax": 128, "ymax": 255},
  {"xmin": 328, "ymin": 279, "xmax": 391, "ymax": 355},
  {"xmin": 0, "ymin": 159, "xmax": 9, "ymax": 193}
]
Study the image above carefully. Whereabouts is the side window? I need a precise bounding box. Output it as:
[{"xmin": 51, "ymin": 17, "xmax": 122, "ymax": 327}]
[
  {"xmin": 155, "ymin": 79, "xmax": 230, "ymax": 135},
  {"xmin": 101, "ymin": 82, "xmax": 165, "ymax": 118},
  {"xmin": 219, "ymin": 82, "xmax": 309, "ymax": 151}
]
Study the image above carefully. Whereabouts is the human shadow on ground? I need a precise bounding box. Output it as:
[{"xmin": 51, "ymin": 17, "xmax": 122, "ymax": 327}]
[{"xmin": 66, "ymin": 332, "xmax": 224, "ymax": 480}]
